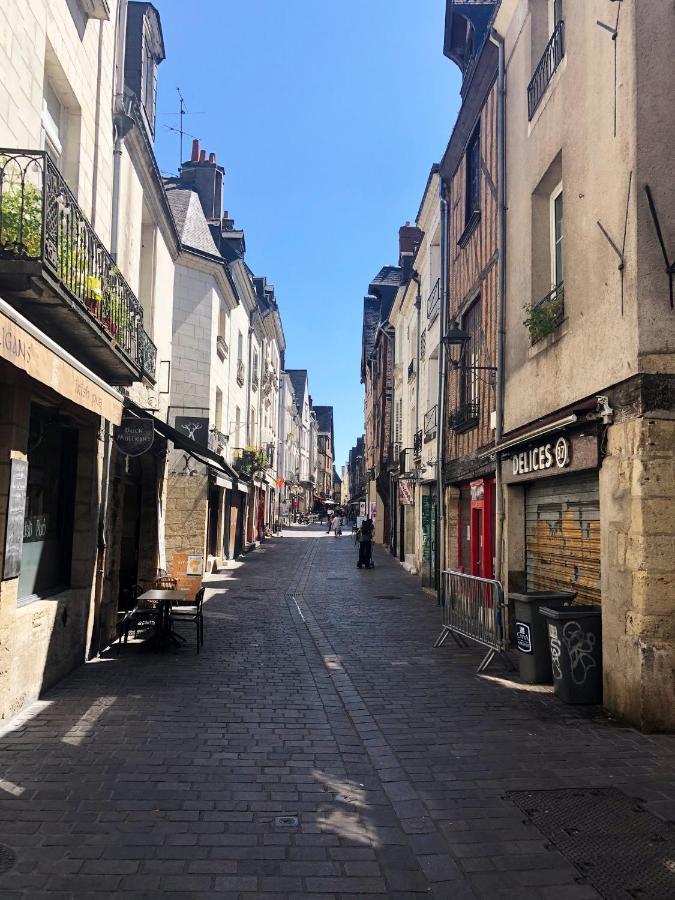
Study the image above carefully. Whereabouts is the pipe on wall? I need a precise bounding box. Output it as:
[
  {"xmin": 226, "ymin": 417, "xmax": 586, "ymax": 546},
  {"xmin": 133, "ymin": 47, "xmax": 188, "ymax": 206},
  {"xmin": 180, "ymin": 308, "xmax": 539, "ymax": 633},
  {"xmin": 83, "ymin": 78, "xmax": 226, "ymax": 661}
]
[
  {"xmin": 491, "ymin": 27, "xmax": 507, "ymax": 585},
  {"xmin": 436, "ymin": 178, "xmax": 449, "ymax": 606}
]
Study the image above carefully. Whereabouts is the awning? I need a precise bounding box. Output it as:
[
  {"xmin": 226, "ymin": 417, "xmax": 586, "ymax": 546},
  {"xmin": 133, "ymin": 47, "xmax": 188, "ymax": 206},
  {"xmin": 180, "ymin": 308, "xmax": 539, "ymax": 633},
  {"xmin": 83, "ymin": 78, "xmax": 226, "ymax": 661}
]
[
  {"xmin": 124, "ymin": 399, "xmax": 242, "ymax": 483},
  {"xmin": 0, "ymin": 298, "xmax": 124, "ymax": 424}
]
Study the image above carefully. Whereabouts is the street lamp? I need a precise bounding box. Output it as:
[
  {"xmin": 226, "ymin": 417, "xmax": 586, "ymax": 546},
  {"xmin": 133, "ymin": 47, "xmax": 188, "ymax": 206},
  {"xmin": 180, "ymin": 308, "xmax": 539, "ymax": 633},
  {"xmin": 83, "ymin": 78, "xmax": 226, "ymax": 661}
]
[
  {"xmin": 441, "ymin": 322, "xmax": 470, "ymax": 368},
  {"xmin": 442, "ymin": 321, "xmax": 497, "ymax": 373}
]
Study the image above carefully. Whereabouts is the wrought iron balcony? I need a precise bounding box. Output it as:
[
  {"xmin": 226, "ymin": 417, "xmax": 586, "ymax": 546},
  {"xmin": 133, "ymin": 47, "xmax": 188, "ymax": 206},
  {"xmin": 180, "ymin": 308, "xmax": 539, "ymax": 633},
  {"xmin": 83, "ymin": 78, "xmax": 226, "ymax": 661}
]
[
  {"xmin": 0, "ymin": 150, "xmax": 156, "ymax": 384},
  {"xmin": 408, "ymin": 359, "xmax": 415, "ymax": 382},
  {"xmin": 427, "ymin": 278, "xmax": 440, "ymax": 321},
  {"xmin": 528, "ymin": 20, "xmax": 565, "ymax": 120},
  {"xmin": 525, "ymin": 282, "xmax": 565, "ymax": 344},
  {"xmin": 424, "ymin": 404, "xmax": 438, "ymax": 434},
  {"xmin": 236, "ymin": 358, "xmax": 245, "ymax": 386},
  {"xmin": 449, "ymin": 401, "xmax": 480, "ymax": 434},
  {"xmin": 413, "ymin": 429, "xmax": 423, "ymax": 458},
  {"xmin": 251, "ymin": 373, "xmax": 259, "ymax": 392}
]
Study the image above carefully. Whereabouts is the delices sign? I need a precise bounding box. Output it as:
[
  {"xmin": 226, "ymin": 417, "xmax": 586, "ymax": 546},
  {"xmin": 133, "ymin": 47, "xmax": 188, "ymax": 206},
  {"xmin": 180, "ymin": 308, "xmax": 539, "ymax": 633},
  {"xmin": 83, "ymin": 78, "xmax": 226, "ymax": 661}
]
[
  {"xmin": 502, "ymin": 432, "xmax": 599, "ymax": 485},
  {"xmin": 511, "ymin": 436, "xmax": 570, "ymax": 477}
]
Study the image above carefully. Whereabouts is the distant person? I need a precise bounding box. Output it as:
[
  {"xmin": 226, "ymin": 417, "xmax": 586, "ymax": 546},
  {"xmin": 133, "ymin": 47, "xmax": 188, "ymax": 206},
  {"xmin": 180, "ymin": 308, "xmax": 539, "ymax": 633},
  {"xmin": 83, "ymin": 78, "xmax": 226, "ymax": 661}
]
[
  {"xmin": 326, "ymin": 509, "xmax": 334, "ymax": 533},
  {"xmin": 333, "ymin": 513, "xmax": 342, "ymax": 536},
  {"xmin": 357, "ymin": 517, "xmax": 374, "ymax": 568}
]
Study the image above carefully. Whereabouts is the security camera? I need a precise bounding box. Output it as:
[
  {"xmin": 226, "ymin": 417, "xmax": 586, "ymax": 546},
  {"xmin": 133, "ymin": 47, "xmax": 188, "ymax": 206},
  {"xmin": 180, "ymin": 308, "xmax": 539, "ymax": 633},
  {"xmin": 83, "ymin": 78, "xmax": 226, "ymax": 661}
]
[{"xmin": 596, "ymin": 396, "xmax": 613, "ymax": 425}]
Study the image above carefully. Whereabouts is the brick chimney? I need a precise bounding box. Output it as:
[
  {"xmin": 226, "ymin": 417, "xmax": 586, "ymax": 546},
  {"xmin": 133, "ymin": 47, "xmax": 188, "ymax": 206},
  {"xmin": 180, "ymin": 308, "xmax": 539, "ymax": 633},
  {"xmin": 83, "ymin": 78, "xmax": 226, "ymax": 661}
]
[
  {"xmin": 180, "ymin": 138, "xmax": 225, "ymax": 223},
  {"xmin": 398, "ymin": 221, "xmax": 423, "ymax": 281}
]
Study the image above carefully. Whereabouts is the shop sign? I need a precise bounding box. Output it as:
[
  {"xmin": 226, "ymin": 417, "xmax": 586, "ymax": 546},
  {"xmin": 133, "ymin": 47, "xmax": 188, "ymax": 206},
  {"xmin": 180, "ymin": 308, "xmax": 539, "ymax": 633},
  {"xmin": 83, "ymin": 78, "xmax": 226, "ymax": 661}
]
[
  {"xmin": 516, "ymin": 621, "xmax": 532, "ymax": 654},
  {"xmin": 0, "ymin": 309, "xmax": 123, "ymax": 424},
  {"xmin": 359, "ymin": 501, "xmax": 366, "ymax": 517},
  {"xmin": 502, "ymin": 432, "xmax": 598, "ymax": 484},
  {"xmin": 470, "ymin": 480, "xmax": 484, "ymax": 501},
  {"xmin": 114, "ymin": 417, "xmax": 154, "ymax": 456},
  {"xmin": 3, "ymin": 459, "xmax": 28, "ymax": 579},
  {"xmin": 175, "ymin": 416, "xmax": 209, "ymax": 446},
  {"xmin": 399, "ymin": 479, "xmax": 414, "ymax": 506}
]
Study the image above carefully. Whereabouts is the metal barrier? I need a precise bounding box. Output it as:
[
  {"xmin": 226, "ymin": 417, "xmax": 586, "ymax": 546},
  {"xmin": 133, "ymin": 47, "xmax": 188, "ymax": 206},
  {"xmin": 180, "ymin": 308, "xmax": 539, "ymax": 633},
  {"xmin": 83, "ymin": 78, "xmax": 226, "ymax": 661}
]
[{"xmin": 434, "ymin": 570, "xmax": 515, "ymax": 673}]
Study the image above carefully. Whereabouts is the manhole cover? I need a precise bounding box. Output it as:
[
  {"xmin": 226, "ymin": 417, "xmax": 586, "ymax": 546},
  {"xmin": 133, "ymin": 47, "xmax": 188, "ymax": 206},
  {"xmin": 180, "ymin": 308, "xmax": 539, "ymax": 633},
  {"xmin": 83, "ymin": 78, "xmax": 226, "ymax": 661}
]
[
  {"xmin": 0, "ymin": 844, "xmax": 16, "ymax": 874},
  {"xmin": 507, "ymin": 787, "xmax": 675, "ymax": 899},
  {"xmin": 274, "ymin": 815, "xmax": 299, "ymax": 827}
]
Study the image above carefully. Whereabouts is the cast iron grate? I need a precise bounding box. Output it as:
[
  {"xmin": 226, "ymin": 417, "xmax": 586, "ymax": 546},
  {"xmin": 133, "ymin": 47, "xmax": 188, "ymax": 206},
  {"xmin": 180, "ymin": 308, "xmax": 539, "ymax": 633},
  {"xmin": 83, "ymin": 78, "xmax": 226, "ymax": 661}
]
[
  {"xmin": 507, "ymin": 787, "xmax": 675, "ymax": 899},
  {"xmin": 0, "ymin": 844, "xmax": 16, "ymax": 874}
]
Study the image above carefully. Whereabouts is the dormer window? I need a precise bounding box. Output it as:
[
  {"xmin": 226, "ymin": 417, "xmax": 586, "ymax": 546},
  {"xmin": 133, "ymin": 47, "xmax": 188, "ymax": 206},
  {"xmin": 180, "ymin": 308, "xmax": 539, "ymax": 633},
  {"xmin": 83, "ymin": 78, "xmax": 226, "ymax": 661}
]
[{"xmin": 124, "ymin": 3, "xmax": 165, "ymax": 140}]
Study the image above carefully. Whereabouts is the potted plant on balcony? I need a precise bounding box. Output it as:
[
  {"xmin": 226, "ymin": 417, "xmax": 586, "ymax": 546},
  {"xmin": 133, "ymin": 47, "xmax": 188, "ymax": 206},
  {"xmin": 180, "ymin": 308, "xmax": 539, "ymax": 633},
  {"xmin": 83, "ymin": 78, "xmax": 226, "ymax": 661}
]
[{"xmin": 0, "ymin": 173, "xmax": 42, "ymax": 258}]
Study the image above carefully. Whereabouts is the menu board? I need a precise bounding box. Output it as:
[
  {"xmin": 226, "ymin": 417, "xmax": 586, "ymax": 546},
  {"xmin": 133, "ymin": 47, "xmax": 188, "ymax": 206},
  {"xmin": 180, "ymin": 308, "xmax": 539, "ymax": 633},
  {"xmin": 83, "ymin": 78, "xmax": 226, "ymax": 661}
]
[{"xmin": 3, "ymin": 459, "xmax": 28, "ymax": 579}]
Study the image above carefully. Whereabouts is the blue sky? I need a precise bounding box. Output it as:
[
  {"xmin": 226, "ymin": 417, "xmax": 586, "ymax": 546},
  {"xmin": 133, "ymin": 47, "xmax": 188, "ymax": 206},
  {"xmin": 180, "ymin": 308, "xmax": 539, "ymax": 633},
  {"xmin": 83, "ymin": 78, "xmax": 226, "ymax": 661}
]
[{"xmin": 153, "ymin": 0, "xmax": 460, "ymax": 470}]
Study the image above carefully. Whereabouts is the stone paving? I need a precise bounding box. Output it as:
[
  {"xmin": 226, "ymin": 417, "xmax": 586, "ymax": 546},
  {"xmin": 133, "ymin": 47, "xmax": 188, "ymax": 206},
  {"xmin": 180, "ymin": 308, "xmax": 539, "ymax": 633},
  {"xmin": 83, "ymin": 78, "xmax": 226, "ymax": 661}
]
[{"xmin": 0, "ymin": 524, "xmax": 674, "ymax": 899}]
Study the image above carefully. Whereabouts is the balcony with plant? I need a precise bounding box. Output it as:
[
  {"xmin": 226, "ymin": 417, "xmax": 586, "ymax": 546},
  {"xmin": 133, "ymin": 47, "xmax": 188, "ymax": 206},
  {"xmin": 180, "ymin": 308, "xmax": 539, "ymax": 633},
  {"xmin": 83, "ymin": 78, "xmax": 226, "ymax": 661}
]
[
  {"xmin": 523, "ymin": 282, "xmax": 564, "ymax": 344},
  {"xmin": 0, "ymin": 150, "xmax": 156, "ymax": 385}
]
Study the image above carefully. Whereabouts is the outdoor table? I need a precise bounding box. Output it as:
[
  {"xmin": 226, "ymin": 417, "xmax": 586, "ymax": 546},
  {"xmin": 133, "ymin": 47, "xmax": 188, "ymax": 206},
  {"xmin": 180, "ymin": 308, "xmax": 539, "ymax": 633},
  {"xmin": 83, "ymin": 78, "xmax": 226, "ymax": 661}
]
[{"xmin": 137, "ymin": 589, "xmax": 190, "ymax": 648}]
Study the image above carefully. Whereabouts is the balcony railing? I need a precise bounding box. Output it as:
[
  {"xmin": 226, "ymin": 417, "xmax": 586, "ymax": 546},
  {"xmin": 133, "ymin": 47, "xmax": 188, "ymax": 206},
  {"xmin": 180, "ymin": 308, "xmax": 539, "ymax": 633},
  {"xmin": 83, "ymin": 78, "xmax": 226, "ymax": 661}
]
[
  {"xmin": 236, "ymin": 358, "xmax": 245, "ymax": 386},
  {"xmin": 420, "ymin": 330, "xmax": 426, "ymax": 360},
  {"xmin": 427, "ymin": 278, "xmax": 440, "ymax": 321},
  {"xmin": 424, "ymin": 404, "xmax": 438, "ymax": 434},
  {"xmin": 0, "ymin": 150, "xmax": 156, "ymax": 384},
  {"xmin": 525, "ymin": 282, "xmax": 564, "ymax": 344},
  {"xmin": 413, "ymin": 429, "xmax": 423, "ymax": 458},
  {"xmin": 216, "ymin": 334, "xmax": 228, "ymax": 360},
  {"xmin": 408, "ymin": 359, "xmax": 415, "ymax": 382},
  {"xmin": 449, "ymin": 401, "xmax": 480, "ymax": 434},
  {"xmin": 251, "ymin": 373, "xmax": 259, "ymax": 392},
  {"xmin": 528, "ymin": 20, "xmax": 565, "ymax": 120}
]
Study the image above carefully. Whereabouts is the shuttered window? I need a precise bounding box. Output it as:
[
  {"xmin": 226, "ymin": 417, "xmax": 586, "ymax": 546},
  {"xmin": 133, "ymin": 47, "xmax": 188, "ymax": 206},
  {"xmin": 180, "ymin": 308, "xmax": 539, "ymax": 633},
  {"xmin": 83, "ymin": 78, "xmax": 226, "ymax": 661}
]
[{"xmin": 526, "ymin": 471, "xmax": 600, "ymax": 605}]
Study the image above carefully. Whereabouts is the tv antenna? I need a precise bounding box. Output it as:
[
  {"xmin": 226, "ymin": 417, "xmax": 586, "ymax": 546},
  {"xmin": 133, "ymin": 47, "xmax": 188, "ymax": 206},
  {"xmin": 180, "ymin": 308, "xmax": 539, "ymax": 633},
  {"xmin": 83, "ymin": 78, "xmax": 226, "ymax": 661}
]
[{"xmin": 159, "ymin": 87, "xmax": 205, "ymax": 169}]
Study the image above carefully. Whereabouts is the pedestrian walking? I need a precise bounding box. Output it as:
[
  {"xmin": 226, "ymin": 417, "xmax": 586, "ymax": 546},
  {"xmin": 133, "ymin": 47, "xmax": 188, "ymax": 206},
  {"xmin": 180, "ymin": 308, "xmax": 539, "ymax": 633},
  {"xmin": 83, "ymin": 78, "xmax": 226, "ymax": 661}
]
[
  {"xmin": 357, "ymin": 517, "xmax": 374, "ymax": 568},
  {"xmin": 326, "ymin": 509, "xmax": 334, "ymax": 534},
  {"xmin": 333, "ymin": 513, "xmax": 342, "ymax": 536}
]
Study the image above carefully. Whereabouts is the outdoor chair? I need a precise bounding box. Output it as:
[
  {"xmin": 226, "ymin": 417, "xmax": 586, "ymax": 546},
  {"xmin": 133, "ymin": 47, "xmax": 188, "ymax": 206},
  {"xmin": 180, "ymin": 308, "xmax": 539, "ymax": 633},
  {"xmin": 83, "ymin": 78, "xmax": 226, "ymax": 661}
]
[
  {"xmin": 169, "ymin": 587, "xmax": 205, "ymax": 653},
  {"xmin": 116, "ymin": 585, "xmax": 161, "ymax": 651},
  {"xmin": 153, "ymin": 570, "xmax": 177, "ymax": 590}
]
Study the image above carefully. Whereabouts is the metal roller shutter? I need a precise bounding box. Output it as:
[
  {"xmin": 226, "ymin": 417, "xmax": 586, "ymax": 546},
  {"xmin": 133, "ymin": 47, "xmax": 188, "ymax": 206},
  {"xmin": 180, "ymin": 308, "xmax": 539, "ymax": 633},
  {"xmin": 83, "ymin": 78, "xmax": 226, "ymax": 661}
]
[{"xmin": 526, "ymin": 471, "xmax": 601, "ymax": 605}]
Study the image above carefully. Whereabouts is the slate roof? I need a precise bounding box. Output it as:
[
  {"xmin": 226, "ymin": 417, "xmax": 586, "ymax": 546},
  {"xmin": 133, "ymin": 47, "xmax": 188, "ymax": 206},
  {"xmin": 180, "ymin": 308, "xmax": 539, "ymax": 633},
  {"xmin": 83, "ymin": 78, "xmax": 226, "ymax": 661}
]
[
  {"xmin": 164, "ymin": 184, "xmax": 220, "ymax": 256},
  {"xmin": 361, "ymin": 295, "xmax": 381, "ymax": 374},
  {"xmin": 368, "ymin": 265, "xmax": 402, "ymax": 321},
  {"xmin": 313, "ymin": 405, "xmax": 333, "ymax": 436},
  {"xmin": 285, "ymin": 369, "xmax": 308, "ymax": 411}
]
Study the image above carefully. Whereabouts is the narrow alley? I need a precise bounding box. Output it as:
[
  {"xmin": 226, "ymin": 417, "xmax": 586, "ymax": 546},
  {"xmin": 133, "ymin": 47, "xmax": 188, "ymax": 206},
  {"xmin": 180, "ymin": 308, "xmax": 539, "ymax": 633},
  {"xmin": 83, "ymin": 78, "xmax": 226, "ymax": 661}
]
[{"xmin": 0, "ymin": 526, "xmax": 673, "ymax": 899}]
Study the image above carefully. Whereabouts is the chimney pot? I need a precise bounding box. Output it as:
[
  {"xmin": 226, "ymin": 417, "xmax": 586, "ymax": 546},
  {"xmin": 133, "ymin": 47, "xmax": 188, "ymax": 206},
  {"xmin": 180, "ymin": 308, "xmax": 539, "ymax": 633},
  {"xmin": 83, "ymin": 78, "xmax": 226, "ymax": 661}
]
[
  {"xmin": 199, "ymin": 149, "xmax": 206, "ymax": 162},
  {"xmin": 209, "ymin": 152, "xmax": 216, "ymax": 164},
  {"xmin": 191, "ymin": 138, "xmax": 200, "ymax": 162}
]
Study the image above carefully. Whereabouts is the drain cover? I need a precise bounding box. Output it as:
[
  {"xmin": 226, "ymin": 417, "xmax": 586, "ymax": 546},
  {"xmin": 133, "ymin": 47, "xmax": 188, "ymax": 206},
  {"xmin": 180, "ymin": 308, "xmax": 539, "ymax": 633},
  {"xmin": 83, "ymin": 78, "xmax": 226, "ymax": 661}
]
[
  {"xmin": 274, "ymin": 815, "xmax": 299, "ymax": 827},
  {"xmin": 507, "ymin": 788, "xmax": 675, "ymax": 899},
  {"xmin": 0, "ymin": 844, "xmax": 16, "ymax": 874}
]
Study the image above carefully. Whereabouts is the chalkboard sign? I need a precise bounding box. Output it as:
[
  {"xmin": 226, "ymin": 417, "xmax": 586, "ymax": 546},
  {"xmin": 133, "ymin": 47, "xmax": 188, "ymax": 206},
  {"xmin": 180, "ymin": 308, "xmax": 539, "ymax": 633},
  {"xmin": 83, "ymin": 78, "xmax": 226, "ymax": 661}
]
[{"xmin": 3, "ymin": 458, "xmax": 28, "ymax": 579}]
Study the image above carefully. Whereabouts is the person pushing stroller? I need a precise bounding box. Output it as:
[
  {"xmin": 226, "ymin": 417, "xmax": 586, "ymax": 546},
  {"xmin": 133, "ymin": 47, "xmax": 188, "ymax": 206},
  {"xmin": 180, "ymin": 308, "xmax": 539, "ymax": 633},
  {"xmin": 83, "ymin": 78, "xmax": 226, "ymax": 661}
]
[{"xmin": 356, "ymin": 518, "xmax": 374, "ymax": 568}]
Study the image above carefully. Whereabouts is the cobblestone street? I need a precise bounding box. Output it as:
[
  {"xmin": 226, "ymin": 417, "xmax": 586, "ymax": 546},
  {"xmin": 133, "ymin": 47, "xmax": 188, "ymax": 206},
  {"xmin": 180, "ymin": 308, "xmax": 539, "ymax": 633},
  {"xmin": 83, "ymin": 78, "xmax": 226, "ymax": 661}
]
[{"xmin": 1, "ymin": 526, "xmax": 674, "ymax": 899}]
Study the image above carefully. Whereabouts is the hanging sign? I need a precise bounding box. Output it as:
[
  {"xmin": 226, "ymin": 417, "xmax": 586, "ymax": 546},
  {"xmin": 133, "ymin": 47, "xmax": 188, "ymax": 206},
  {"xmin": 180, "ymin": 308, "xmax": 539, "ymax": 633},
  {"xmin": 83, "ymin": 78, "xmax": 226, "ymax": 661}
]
[
  {"xmin": 398, "ymin": 479, "xmax": 414, "ymax": 506},
  {"xmin": 114, "ymin": 417, "xmax": 154, "ymax": 456},
  {"xmin": 3, "ymin": 458, "xmax": 28, "ymax": 579},
  {"xmin": 175, "ymin": 416, "xmax": 209, "ymax": 446}
]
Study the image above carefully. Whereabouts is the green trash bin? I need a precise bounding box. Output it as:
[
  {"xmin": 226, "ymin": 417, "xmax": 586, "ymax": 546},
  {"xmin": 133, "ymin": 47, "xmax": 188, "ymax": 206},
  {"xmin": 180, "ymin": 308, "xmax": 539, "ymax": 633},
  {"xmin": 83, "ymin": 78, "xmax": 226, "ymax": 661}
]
[
  {"xmin": 540, "ymin": 605, "xmax": 603, "ymax": 704},
  {"xmin": 510, "ymin": 591, "xmax": 576, "ymax": 684}
]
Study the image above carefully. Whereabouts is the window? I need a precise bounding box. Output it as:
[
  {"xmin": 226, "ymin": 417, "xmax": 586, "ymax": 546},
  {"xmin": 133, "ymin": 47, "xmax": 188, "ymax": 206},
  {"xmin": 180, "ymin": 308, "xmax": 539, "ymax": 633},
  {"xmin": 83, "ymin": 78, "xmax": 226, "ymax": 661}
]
[
  {"xmin": 550, "ymin": 184, "xmax": 564, "ymax": 287},
  {"xmin": 465, "ymin": 126, "xmax": 481, "ymax": 224},
  {"xmin": 549, "ymin": 0, "xmax": 564, "ymax": 34},
  {"xmin": 234, "ymin": 406, "xmax": 241, "ymax": 445},
  {"xmin": 42, "ymin": 79, "xmax": 64, "ymax": 169},
  {"xmin": 215, "ymin": 388, "xmax": 223, "ymax": 431},
  {"xmin": 18, "ymin": 405, "xmax": 78, "ymax": 601},
  {"xmin": 237, "ymin": 330, "xmax": 243, "ymax": 362},
  {"xmin": 141, "ymin": 30, "xmax": 158, "ymax": 133},
  {"xmin": 460, "ymin": 299, "xmax": 480, "ymax": 412},
  {"xmin": 218, "ymin": 303, "xmax": 226, "ymax": 339}
]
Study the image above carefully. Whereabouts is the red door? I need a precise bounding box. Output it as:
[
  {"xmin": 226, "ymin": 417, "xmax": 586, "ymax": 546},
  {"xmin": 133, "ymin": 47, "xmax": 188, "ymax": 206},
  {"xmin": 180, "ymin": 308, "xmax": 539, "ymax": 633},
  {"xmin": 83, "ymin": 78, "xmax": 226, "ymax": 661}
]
[{"xmin": 470, "ymin": 479, "xmax": 494, "ymax": 579}]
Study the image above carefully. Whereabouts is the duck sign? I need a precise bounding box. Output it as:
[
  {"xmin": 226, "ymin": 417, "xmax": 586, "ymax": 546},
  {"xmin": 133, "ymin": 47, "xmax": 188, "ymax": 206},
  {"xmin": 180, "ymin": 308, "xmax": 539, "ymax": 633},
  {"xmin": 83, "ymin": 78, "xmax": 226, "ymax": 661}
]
[{"xmin": 115, "ymin": 417, "xmax": 154, "ymax": 456}]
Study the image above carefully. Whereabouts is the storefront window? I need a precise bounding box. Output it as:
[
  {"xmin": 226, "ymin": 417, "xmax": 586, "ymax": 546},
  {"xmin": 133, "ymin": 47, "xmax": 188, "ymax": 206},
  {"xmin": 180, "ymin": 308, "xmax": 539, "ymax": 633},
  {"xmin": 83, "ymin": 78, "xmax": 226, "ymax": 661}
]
[{"xmin": 18, "ymin": 405, "xmax": 78, "ymax": 602}]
